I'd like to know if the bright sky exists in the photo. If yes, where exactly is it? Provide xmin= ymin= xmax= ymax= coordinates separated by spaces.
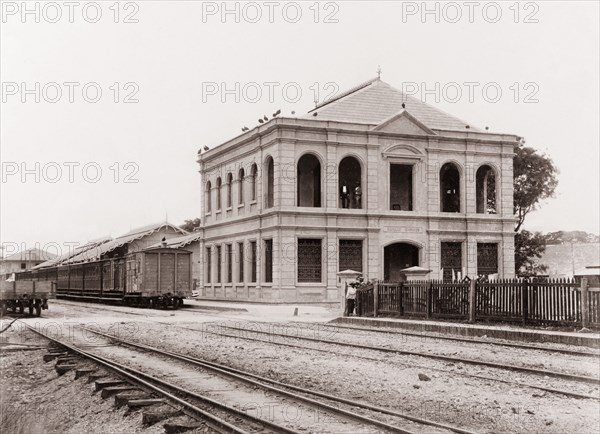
xmin=1 ymin=1 xmax=599 ymax=257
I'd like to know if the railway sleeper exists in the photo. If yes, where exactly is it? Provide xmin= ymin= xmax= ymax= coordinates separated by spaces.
xmin=101 ymin=385 xmax=138 ymax=399
xmin=142 ymin=405 xmax=183 ymax=426
xmin=115 ymin=391 xmax=154 ymax=408
xmin=87 ymin=373 xmax=109 ymax=384
xmin=55 ymin=363 xmax=78 ymax=376
xmin=95 ymin=379 xmax=127 ymax=391
xmin=43 ymin=351 xmax=69 ymax=362
xmin=163 ymin=417 xmax=205 ymax=434
xmin=75 ymin=368 xmax=97 ymax=379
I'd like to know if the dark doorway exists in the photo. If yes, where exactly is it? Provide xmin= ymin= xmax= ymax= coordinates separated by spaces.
xmin=440 ymin=163 xmax=460 ymax=212
xmin=338 ymin=156 xmax=362 ymax=209
xmin=384 ymin=243 xmax=419 ymax=281
xmin=390 ymin=164 xmax=413 ymax=211
xmin=297 ymin=154 xmax=321 ymax=207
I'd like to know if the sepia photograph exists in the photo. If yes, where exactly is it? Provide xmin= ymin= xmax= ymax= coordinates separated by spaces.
xmin=1 ymin=1 xmax=599 ymax=433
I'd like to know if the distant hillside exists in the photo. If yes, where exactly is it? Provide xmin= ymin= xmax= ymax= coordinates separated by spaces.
xmin=544 ymin=231 xmax=599 ymax=245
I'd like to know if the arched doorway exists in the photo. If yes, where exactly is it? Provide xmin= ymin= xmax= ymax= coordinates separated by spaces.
xmin=338 ymin=156 xmax=362 ymax=209
xmin=384 ymin=243 xmax=419 ymax=281
xmin=440 ymin=163 xmax=460 ymax=212
xmin=297 ymin=154 xmax=321 ymax=207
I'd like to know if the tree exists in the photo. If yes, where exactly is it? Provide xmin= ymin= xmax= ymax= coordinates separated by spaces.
xmin=180 ymin=218 xmax=201 ymax=232
xmin=515 ymin=230 xmax=548 ymax=277
xmin=513 ymin=142 xmax=558 ymax=232
xmin=513 ymin=141 xmax=558 ymax=275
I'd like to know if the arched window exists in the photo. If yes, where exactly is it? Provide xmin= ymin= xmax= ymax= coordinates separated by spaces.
xmin=251 ymin=164 xmax=258 ymax=201
xmin=476 ymin=165 xmax=497 ymax=214
xmin=297 ymin=154 xmax=321 ymax=207
xmin=338 ymin=156 xmax=362 ymax=209
xmin=440 ymin=163 xmax=460 ymax=213
xmin=226 ymin=173 xmax=233 ymax=208
xmin=265 ymin=157 xmax=274 ymax=208
xmin=205 ymin=181 xmax=212 ymax=213
xmin=216 ymin=177 xmax=222 ymax=210
xmin=238 ymin=168 xmax=245 ymax=205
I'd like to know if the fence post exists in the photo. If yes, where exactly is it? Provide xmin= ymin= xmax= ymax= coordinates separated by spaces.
xmin=426 ymin=281 xmax=432 ymax=319
xmin=469 ymin=279 xmax=476 ymax=323
xmin=521 ymin=279 xmax=529 ymax=326
xmin=581 ymin=278 xmax=589 ymax=328
xmin=373 ymin=281 xmax=379 ymax=317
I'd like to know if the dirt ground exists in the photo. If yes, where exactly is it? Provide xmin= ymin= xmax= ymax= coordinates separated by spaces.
xmin=1 ymin=302 xmax=599 ymax=434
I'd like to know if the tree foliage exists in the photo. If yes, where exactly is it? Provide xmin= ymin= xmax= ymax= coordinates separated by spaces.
xmin=515 ymin=230 xmax=549 ymax=277
xmin=513 ymin=142 xmax=558 ymax=232
xmin=180 ymin=218 xmax=201 ymax=232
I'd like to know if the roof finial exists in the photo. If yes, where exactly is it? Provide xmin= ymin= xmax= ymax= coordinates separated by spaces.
xmin=377 ymin=65 xmax=382 ymax=79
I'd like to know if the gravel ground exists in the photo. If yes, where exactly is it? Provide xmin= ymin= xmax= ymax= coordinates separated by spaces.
xmin=88 ymin=318 xmax=600 ymax=433
xmin=0 ymin=321 xmax=165 ymax=434
xmin=3 ymin=302 xmax=599 ymax=433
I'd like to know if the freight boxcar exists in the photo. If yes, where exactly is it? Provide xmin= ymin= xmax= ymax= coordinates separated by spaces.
xmin=17 ymin=247 xmax=192 ymax=309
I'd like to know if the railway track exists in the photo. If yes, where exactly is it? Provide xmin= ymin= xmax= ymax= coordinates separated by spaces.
xmin=18 ymin=321 xmax=303 ymax=434
xmin=213 ymin=323 xmax=600 ymax=385
xmin=82 ymin=325 xmax=476 ymax=434
xmin=304 ymin=322 xmax=600 ymax=357
xmin=46 ymin=300 xmax=600 ymax=400
xmin=52 ymin=299 xmax=600 ymax=357
xmin=18 ymin=318 xmax=478 ymax=434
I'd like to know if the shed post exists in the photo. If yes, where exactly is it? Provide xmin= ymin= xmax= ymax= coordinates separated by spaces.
xmin=581 ymin=277 xmax=589 ymax=328
xmin=469 ymin=279 xmax=477 ymax=323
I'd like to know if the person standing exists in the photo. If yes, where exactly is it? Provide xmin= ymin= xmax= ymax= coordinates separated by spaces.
xmin=354 ymin=184 xmax=362 ymax=209
xmin=346 ymin=284 xmax=357 ymax=316
xmin=340 ymin=184 xmax=349 ymax=208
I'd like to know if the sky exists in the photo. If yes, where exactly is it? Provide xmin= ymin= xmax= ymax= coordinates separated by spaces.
xmin=1 ymin=0 xmax=599 ymax=258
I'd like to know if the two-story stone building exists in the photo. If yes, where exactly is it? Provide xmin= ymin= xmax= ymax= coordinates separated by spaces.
xmin=196 ymin=78 xmax=517 ymax=303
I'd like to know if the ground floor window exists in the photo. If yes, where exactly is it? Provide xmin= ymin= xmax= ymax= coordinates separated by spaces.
xmin=216 ymin=245 xmax=222 ymax=283
xmin=441 ymin=242 xmax=462 ymax=281
xmin=238 ymin=242 xmax=244 ymax=282
xmin=298 ymin=239 xmax=322 ymax=283
xmin=250 ymin=241 xmax=257 ymax=283
xmin=339 ymin=239 xmax=363 ymax=273
xmin=205 ymin=247 xmax=211 ymax=284
xmin=264 ymin=239 xmax=273 ymax=283
xmin=226 ymin=244 xmax=232 ymax=283
xmin=477 ymin=243 xmax=498 ymax=276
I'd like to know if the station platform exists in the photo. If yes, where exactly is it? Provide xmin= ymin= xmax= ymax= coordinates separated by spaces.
xmin=331 ymin=316 xmax=600 ymax=349
xmin=183 ymin=299 xmax=340 ymax=323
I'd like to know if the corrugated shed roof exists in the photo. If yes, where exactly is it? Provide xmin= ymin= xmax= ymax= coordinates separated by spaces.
xmin=32 ymin=237 xmax=113 ymax=269
xmin=305 ymin=78 xmax=479 ymax=132
xmin=149 ymin=232 xmax=202 ymax=249
xmin=64 ymin=222 xmax=187 ymax=264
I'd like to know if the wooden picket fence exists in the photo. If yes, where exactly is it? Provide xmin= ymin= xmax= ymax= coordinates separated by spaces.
xmin=353 ymin=278 xmax=600 ymax=328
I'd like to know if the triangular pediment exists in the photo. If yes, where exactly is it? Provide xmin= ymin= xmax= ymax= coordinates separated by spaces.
xmin=372 ymin=110 xmax=436 ymax=135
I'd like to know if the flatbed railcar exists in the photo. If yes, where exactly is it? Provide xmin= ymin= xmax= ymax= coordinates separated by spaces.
xmin=15 ymin=247 xmax=192 ymax=309
xmin=0 ymin=280 xmax=56 ymax=316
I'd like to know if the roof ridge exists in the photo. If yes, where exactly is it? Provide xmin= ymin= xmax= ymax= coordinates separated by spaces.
xmin=309 ymin=77 xmax=380 ymax=112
